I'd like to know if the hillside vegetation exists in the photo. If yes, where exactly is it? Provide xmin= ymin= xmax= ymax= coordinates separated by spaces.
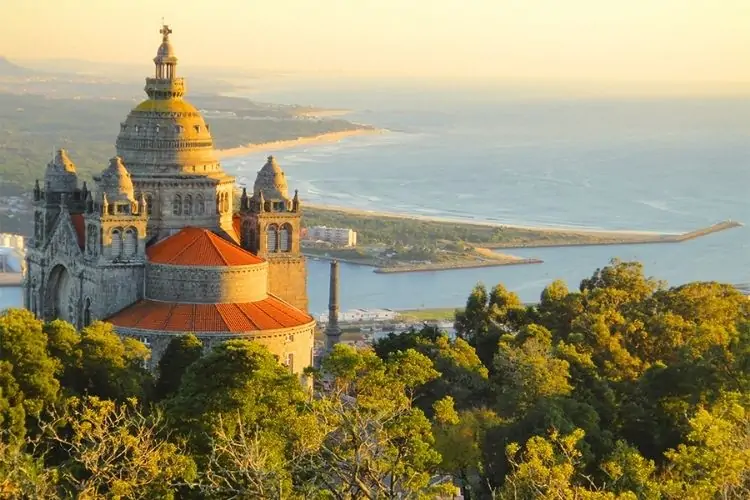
xmin=0 ymin=260 xmax=747 ymax=497
xmin=0 ymin=92 xmax=370 ymax=190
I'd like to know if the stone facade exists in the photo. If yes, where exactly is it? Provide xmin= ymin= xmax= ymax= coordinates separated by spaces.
xmin=24 ymin=25 xmax=313 ymax=374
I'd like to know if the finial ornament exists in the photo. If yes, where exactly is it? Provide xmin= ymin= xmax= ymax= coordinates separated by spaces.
xmin=160 ymin=24 xmax=172 ymax=41
xmin=258 ymin=190 xmax=266 ymax=212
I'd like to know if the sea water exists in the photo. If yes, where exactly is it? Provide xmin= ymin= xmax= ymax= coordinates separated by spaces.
xmin=4 ymin=83 xmax=748 ymax=315
xmin=224 ymin=81 xmax=750 ymax=314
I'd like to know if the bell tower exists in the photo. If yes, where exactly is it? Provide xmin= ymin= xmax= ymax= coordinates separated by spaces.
xmin=239 ymin=156 xmax=307 ymax=311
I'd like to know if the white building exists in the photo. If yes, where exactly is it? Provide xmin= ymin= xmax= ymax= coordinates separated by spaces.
xmin=306 ymin=226 xmax=357 ymax=247
xmin=317 ymin=308 xmax=398 ymax=323
xmin=0 ymin=233 xmax=25 ymax=273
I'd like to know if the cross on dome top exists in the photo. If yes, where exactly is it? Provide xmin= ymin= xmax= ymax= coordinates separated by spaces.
xmin=160 ymin=24 xmax=172 ymax=42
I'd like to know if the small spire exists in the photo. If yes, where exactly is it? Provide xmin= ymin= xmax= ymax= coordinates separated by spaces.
xmin=257 ymin=190 xmax=266 ymax=212
xmin=240 ymin=187 xmax=248 ymax=211
xmin=101 ymin=192 xmax=109 ymax=215
xmin=292 ymin=189 xmax=300 ymax=212
xmin=139 ymin=192 xmax=148 ymax=214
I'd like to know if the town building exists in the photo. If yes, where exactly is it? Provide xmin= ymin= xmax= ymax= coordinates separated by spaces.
xmin=305 ymin=226 xmax=357 ymax=247
xmin=23 ymin=26 xmax=314 ymax=373
xmin=316 ymin=308 xmax=399 ymax=324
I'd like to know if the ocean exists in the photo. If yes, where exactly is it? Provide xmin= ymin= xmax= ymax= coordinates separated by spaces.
xmin=3 ymin=82 xmax=749 ymax=315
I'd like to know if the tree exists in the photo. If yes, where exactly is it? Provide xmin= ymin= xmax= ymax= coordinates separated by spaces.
xmin=41 ymin=396 xmax=195 ymax=499
xmin=433 ymin=400 xmax=502 ymax=499
xmin=154 ymin=334 xmax=203 ymax=401
xmin=661 ymin=393 xmax=750 ymax=499
xmin=304 ymin=344 xmax=450 ymax=498
xmin=374 ymin=326 xmax=490 ymax=413
xmin=493 ymin=325 xmax=572 ymax=414
xmin=166 ymin=339 xmax=312 ymax=494
xmin=0 ymin=436 xmax=57 ymax=498
xmin=66 ymin=321 xmax=152 ymax=401
xmin=0 ymin=309 xmax=59 ymax=435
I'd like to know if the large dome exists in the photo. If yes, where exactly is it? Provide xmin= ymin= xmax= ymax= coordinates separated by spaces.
xmin=114 ymin=25 xmax=221 ymax=176
xmin=115 ymin=99 xmax=219 ymax=174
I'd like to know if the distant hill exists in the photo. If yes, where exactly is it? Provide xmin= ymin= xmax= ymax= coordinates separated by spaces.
xmin=0 ymin=57 xmax=34 ymax=76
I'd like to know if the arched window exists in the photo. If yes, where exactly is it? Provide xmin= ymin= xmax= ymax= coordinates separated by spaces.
xmin=110 ymin=229 xmax=122 ymax=259
xmin=123 ymin=228 xmax=137 ymax=257
xmin=196 ymin=194 xmax=205 ymax=215
xmin=173 ymin=194 xmax=182 ymax=215
xmin=83 ymin=298 xmax=91 ymax=327
xmin=145 ymin=194 xmax=154 ymax=215
xmin=183 ymin=194 xmax=193 ymax=216
xmin=266 ymin=224 xmax=278 ymax=253
xmin=220 ymin=192 xmax=229 ymax=213
xmin=280 ymin=223 xmax=293 ymax=252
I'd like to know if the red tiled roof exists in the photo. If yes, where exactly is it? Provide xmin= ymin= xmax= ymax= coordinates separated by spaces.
xmin=106 ymin=296 xmax=313 ymax=333
xmin=70 ymin=214 xmax=85 ymax=249
xmin=147 ymin=227 xmax=264 ymax=266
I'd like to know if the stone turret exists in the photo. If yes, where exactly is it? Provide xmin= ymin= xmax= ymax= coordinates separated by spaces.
xmin=238 ymin=155 xmax=307 ymax=311
xmin=325 ymin=260 xmax=342 ymax=350
xmin=44 ymin=149 xmax=78 ymax=193
xmin=254 ymin=156 xmax=289 ymax=201
xmin=99 ymin=156 xmax=135 ymax=205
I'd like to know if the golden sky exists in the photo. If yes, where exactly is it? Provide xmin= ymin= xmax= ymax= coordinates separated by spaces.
xmin=3 ymin=0 xmax=749 ymax=83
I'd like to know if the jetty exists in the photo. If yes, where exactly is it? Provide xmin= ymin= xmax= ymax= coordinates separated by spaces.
xmin=483 ymin=220 xmax=743 ymax=250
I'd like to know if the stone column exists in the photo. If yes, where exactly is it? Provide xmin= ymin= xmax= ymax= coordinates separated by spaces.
xmin=325 ymin=260 xmax=342 ymax=350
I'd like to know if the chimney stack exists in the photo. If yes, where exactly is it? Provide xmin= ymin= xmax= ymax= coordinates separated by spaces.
xmin=325 ymin=260 xmax=342 ymax=350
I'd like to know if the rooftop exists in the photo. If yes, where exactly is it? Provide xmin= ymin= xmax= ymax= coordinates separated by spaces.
xmin=107 ymin=296 xmax=313 ymax=333
xmin=147 ymin=227 xmax=264 ymax=266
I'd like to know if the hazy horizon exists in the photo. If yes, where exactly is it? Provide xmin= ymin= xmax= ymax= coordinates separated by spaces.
xmin=3 ymin=0 xmax=749 ymax=92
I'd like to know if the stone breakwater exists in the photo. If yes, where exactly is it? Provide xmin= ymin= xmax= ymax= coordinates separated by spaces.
xmin=374 ymin=258 xmax=543 ymax=274
xmin=483 ymin=220 xmax=743 ymax=249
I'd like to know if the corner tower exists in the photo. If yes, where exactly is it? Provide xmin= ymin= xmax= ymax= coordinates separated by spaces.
xmin=239 ymin=156 xmax=308 ymax=311
xmin=115 ymin=25 xmax=235 ymax=240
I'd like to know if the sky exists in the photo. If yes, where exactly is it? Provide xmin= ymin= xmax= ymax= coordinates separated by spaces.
xmin=3 ymin=0 xmax=749 ymax=84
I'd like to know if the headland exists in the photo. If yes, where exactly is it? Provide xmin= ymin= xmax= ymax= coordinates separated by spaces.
xmin=302 ymin=204 xmax=742 ymax=274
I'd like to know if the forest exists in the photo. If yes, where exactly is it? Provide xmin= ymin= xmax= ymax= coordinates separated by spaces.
xmin=0 ymin=259 xmax=748 ymax=498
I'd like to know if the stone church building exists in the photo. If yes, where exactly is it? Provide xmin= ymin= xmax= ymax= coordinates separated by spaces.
xmin=24 ymin=25 xmax=315 ymax=373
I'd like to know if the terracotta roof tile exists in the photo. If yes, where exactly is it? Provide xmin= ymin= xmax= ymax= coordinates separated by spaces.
xmin=106 ymin=296 xmax=313 ymax=333
xmin=70 ymin=214 xmax=85 ymax=249
xmin=147 ymin=226 xmax=263 ymax=266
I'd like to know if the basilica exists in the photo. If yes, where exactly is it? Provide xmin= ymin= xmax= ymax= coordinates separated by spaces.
xmin=24 ymin=25 xmax=315 ymax=372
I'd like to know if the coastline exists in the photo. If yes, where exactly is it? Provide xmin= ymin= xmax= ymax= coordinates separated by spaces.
xmin=305 ymin=203 xmax=742 ymax=244
xmin=215 ymin=128 xmax=387 ymax=160
xmin=374 ymin=257 xmax=543 ymax=274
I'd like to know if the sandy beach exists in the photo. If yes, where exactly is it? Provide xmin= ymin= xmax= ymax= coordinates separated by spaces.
xmin=215 ymin=128 xmax=386 ymax=160
xmin=304 ymin=202 xmax=672 ymax=238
